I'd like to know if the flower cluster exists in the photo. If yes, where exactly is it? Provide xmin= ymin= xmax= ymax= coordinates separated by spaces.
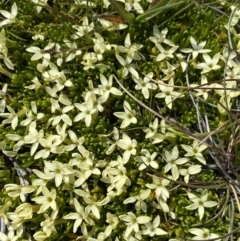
xmin=0 ymin=0 xmax=238 ymax=240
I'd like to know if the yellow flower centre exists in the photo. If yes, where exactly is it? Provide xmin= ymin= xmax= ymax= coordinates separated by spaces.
xmin=203 ymin=232 xmax=208 ymax=238
xmin=193 ymin=148 xmax=198 ymax=154
xmin=128 ymin=146 xmax=133 ymax=151
xmin=127 ymin=113 xmax=133 ymax=119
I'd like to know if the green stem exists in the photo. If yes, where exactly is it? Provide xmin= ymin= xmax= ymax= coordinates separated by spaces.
xmin=147 ymin=167 xmax=228 ymax=189
xmin=54 ymin=218 xmax=68 ymax=225
xmin=193 ymin=118 xmax=240 ymax=139
xmin=0 ymin=65 xmax=13 ymax=78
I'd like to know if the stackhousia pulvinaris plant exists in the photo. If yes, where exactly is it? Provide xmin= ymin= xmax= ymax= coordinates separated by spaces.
xmin=0 ymin=0 xmax=239 ymax=240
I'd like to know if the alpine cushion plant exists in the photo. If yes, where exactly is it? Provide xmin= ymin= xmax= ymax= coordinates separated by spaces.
xmin=0 ymin=0 xmax=239 ymax=240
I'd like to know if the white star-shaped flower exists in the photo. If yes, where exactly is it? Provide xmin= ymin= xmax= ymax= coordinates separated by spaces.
xmin=0 ymin=3 xmax=17 ymax=26
xmin=186 ymin=189 xmax=218 ymax=220
xmin=114 ymin=100 xmax=137 ymax=128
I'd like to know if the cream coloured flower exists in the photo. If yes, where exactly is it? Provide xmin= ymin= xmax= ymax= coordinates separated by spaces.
xmin=181 ymin=140 xmax=208 ymax=164
xmin=181 ymin=36 xmax=211 ymax=59
xmin=142 ymin=215 xmax=168 ymax=237
xmin=0 ymin=230 xmax=18 ymax=241
xmin=149 ymin=26 xmax=175 ymax=47
xmin=116 ymin=54 xmax=139 ymax=79
xmin=0 ymin=3 xmax=17 ymax=26
xmin=63 ymin=198 xmax=94 ymax=233
xmin=4 ymin=183 xmax=35 ymax=202
xmin=74 ymin=93 xmax=97 ymax=127
xmin=98 ymin=74 xmax=122 ymax=100
xmin=195 ymin=53 xmax=221 ymax=74
xmin=119 ymin=212 xmax=151 ymax=238
xmin=116 ymin=133 xmax=137 ymax=163
xmin=155 ymin=79 xmax=182 ymax=109
xmin=135 ymin=149 xmax=158 ymax=170
xmin=186 ymin=189 xmax=218 ymax=220
xmin=0 ymin=105 xmax=18 ymax=130
xmin=164 ymin=146 xmax=189 ymax=180
xmin=114 ymin=101 xmax=137 ymax=129
xmin=132 ymin=72 xmax=157 ymax=99
xmin=189 ymin=228 xmax=220 ymax=240
xmin=32 ymin=187 xmax=57 ymax=213
xmin=179 ymin=165 xmax=202 ymax=183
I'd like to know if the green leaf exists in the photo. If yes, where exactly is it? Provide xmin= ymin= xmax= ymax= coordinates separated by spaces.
xmin=149 ymin=0 xmax=176 ymax=10
xmin=160 ymin=2 xmax=193 ymax=27
xmin=108 ymin=0 xmax=135 ymax=23
xmin=136 ymin=1 xmax=185 ymax=22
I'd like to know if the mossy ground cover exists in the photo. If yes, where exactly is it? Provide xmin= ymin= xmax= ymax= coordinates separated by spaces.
xmin=0 ymin=0 xmax=240 ymax=240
